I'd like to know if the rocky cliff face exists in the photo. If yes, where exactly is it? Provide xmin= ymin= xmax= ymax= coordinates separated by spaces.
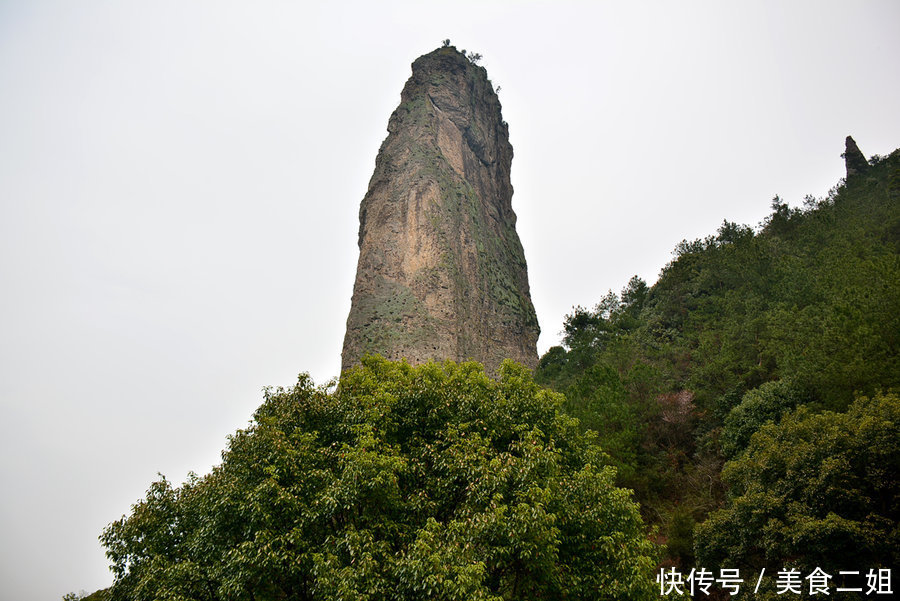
xmin=341 ymin=47 xmax=540 ymax=374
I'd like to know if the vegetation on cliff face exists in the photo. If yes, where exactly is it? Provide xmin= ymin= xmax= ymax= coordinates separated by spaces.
xmin=101 ymin=358 xmax=658 ymax=601
xmin=535 ymin=146 xmax=900 ymax=571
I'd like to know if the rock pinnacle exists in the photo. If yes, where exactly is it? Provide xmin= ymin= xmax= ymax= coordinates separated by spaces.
xmin=341 ymin=47 xmax=540 ymax=374
xmin=843 ymin=135 xmax=869 ymax=178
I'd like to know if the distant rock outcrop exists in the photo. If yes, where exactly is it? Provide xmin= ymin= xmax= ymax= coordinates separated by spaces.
xmin=843 ymin=135 xmax=869 ymax=178
xmin=342 ymin=47 xmax=540 ymax=374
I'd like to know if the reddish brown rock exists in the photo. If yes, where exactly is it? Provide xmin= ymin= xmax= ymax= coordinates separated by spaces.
xmin=341 ymin=47 xmax=540 ymax=374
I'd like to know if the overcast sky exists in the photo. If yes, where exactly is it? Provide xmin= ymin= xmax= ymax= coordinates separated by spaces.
xmin=1 ymin=1 xmax=899 ymax=599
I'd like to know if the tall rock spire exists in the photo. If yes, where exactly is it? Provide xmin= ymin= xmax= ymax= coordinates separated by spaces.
xmin=843 ymin=135 xmax=869 ymax=178
xmin=341 ymin=47 xmax=540 ymax=374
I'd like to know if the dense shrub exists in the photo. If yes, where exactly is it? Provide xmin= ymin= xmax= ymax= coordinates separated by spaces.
xmin=696 ymin=392 xmax=900 ymax=574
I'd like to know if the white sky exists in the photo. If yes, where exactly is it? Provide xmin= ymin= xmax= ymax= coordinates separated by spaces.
xmin=1 ymin=1 xmax=898 ymax=599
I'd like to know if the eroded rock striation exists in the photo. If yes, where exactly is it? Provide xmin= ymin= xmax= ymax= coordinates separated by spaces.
xmin=342 ymin=47 xmax=540 ymax=374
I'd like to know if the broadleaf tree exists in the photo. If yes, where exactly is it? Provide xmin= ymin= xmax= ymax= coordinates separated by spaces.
xmin=102 ymin=357 xmax=659 ymax=600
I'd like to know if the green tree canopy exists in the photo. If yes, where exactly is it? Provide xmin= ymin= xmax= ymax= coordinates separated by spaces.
xmin=719 ymin=379 xmax=807 ymax=459
xmin=696 ymin=392 xmax=900 ymax=574
xmin=102 ymin=357 xmax=659 ymax=601
xmin=536 ymin=149 xmax=900 ymax=567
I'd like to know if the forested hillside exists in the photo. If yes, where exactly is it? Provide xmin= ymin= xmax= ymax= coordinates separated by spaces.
xmin=535 ymin=145 xmax=900 ymax=576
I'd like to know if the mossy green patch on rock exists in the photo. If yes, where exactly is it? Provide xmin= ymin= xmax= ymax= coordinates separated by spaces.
xmin=349 ymin=276 xmax=438 ymax=358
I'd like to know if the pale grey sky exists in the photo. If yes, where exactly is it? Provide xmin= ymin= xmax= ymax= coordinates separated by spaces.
xmin=1 ymin=1 xmax=898 ymax=599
